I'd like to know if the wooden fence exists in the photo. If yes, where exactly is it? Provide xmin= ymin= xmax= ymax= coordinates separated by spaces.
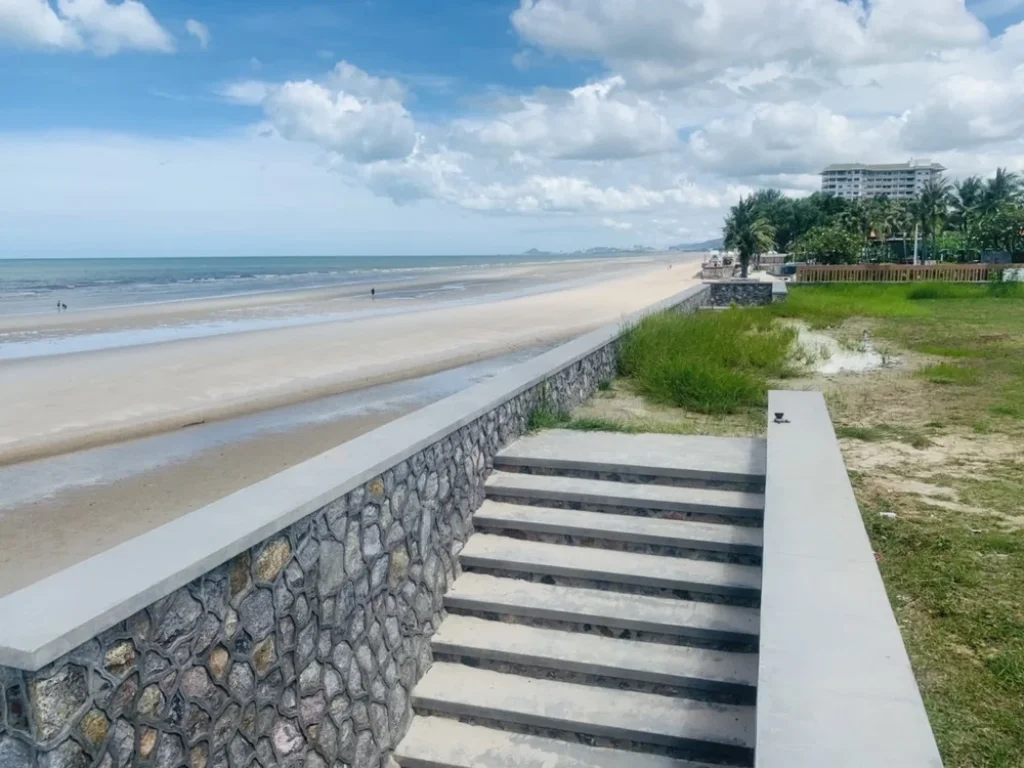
xmin=796 ymin=264 xmax=995 ymax=283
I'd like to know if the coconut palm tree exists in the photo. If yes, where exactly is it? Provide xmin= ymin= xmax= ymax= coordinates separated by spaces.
xmin=887 ymin=200 xmax=916 ymax=263
xmin=916 ymin=176 xmax=953 ymax=261
xmin=952 ymin=176 xmax=984 ymax=232
xmin=724 ymin=196 xmax=776 ymax=278
xmin=867 ymin=196 xmax=895 ymax=261
xmin=981 ymin=167 xmax=1022 ymax=213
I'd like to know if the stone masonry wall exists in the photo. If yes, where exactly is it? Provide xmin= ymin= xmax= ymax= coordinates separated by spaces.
xmin=707 ymin=280 xmax=774 ymax=307
xmin=0 ymin=287 xmax=708 ymax=768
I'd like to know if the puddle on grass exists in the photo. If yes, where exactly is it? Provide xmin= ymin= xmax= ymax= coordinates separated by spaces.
xmin=795 ymin=326 xmax=892 ymax=375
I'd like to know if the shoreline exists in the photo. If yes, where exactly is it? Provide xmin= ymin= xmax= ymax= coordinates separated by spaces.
xmin=0 ymin=254 xmax=667 ymax=330
xmin=0 ymin=259 xmax=702 ymax=466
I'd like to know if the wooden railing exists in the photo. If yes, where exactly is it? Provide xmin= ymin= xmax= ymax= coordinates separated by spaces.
xmin=796 ymin=264 xmax=996 ymax=283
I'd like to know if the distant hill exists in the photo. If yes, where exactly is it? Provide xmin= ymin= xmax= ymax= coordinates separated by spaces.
xmin=670 ymin=237 xmax=724 ymax=252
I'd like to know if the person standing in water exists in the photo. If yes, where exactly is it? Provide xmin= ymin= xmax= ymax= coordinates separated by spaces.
xmin=371 ymin=287 xmax=375 ymax=301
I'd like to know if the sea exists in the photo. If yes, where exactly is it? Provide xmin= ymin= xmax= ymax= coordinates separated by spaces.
xmin=0 ymin=254 xmax=604 ymax=317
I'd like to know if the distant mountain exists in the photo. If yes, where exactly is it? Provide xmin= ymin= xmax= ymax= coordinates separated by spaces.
xmin=670 ymin=237 xmax=724 ymax=252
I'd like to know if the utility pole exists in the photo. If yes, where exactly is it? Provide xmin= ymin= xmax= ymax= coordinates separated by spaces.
xmin=913 ymin=223 xmax=920 ymax=265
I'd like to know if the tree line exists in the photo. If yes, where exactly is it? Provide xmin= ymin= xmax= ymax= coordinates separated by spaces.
xmin=723 ymin=168 xmax=1024 ymax=276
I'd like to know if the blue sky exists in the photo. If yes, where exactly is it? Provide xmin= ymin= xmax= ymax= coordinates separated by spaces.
xmin=2 ymin=0 xmax=1024 ymax=257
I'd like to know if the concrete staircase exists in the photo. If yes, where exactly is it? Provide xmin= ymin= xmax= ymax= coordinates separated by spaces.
xmin=394 ymin=430 xmax=766 ymax=768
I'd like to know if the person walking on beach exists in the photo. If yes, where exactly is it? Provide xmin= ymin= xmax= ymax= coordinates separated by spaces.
xmin=57 ymin=300 xmax=62 ymax=313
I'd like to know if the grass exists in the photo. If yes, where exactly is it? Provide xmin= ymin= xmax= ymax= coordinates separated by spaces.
xmin=859 ymin=483 xmax=1024 ymax=767
xmin=919 ymin=363 xmax=981 ymax=386
xmin=836 ymin=423 xmax=934 ymax=449
xmin=551 ymin=281 xmax=1024 ymax=766
xmin=784 ymin=283 xmax=1024 ymax=766
xmin=617 ymin=308 xmax=797 ymax=414
xmin=769 ymin=281 xmax=1024 ymax=328
xmin=526 ymin=404 xmax=698 ymax=436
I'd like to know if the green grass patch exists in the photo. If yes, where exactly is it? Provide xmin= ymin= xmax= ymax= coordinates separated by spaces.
xmin=774 ymin=282 xmax=1024 ymax=328
xmin=526 ymin=405 xmax=647 ymax=435
xmin=835 ymin=425 xmax=887 ymax=441
xmin=919 ymin=363 xmax=981 ymax=386
xmin=917 ymin=345 xmax=985 ymax=359
xmin=617 ymin=308 xmax=796 ymax=414
xmin=836 ymin=423 xmax=933 ymax=449
xmin=861 ymin=491 xmax=1024 ymax=766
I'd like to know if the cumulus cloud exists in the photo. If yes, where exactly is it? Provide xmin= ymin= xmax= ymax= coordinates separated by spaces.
xmin=512 ymin=0 xmax=987 ymax=87
xmin=456 ymin=76 xmax=678 ymax=160
xmin=207 ymin=4 xmax=1024 ymax=240
xmin=689 ymin=101 xmax=902 ymax=176
xmin=0 ymin=0 xmax=173 ymax=54
xmin=184 ymin=18 xmax=208 ymax=49
xmin=264 ymin=81 xmax=416 ymax=163
xmin=220 ymin=62 xmax=416 ymax=163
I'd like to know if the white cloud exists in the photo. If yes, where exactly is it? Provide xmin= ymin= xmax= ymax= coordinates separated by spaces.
xmin=689 ymin=101 xmax=902 ymax=176
xmin=0 ymin=0 xmax=174 ymax=54
xmin=512 ymin=0 xmax=987 ymax=87
xmin=219 ymin=62 xmax=416 ymax=163
xmin=456 ymin=76 xmax=678 ymax=160
xmin=264 ymin=80 xmax=416 ymax=163
xmin=0 ymin=0 xmax=81 ymax=49
xmin=219 ymin=80 xmax=272 ymax=106
xmin=184 ymin=18 xmax=208 ymax=49
xmin=602 ymin=217 xmax=633 ymax=231
xmin=899 ymin=70 xmax=1024 ymax=151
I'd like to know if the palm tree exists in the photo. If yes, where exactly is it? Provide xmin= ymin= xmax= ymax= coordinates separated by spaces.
xmin=841 ymin=199 xmax=874 ymax=249
xmin=868 ymin=196 xmax=894 ymax=261
xmin=916 ymin=176 xmax=953 ymax=261
xmin=887 ymin=200 xmax=916 ymax=263
xmin=724 ymin=196 xmax=776 ymax=278
xmin=981 ymin=167 xmax=1022 ymax=213
xmin=952 ymin=176 xmax=984 ymax=231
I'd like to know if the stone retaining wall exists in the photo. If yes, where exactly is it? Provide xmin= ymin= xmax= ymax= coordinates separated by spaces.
xmin=0 ymin=286 xmax=710 ymax=768
xmin=706 ymin=280 xmax=775 ymax=307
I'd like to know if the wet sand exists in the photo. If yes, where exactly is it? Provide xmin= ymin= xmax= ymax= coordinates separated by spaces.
xmin=1 ymin=259 xmax=702 ymax=465
xmin=0 ymin=257 xmax=702 ymax=594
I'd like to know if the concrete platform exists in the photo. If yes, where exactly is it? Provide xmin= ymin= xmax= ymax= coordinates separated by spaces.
xmin=485 ymin=472 xmax=764 ymax=519
xmin=412 ymin=664 xmax=755 ymax=758
xmin=444 ymin=574 xmax=760 ymax=644
xmin=474 ymin=501 xmax=764 ymax=556
xmin=493 ymin=430 xmax=766 ymax=486
xmin=432 ymin=615 xmax=758 ymax=693
xmin=396 ymin=717 xmax=723 ymax=768
xmin=461 ymin=535 xmax=761 ymax=598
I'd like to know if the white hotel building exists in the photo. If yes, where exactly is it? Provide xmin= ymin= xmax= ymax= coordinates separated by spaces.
xmin=820 ymin=160 xmax=946 ymax=200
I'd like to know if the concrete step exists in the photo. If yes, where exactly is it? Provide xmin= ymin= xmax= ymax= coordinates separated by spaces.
xmin=444 ymin=574 xmax=759 ymax=645
xmin=495 ymin=429 xmax=766 ymax=488
xmin=485 ymin=472 xmax=764 ymax=521
xmin=460 ymin=534 xmax=761 ymax=599
xmin=474 ymin=501 xmax=763 ymax=556
xmin=411 ymin=663 xmax=754 ymax=763
xmin=396 ymin=716 xmax=724 ymax=768
xmin=432 ymin=615 xmax=757 ymax=695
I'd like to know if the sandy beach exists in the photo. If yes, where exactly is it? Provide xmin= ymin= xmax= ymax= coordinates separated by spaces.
xmin=0 ymin=255 xmax=702 ymax=594
xmin=0 ymin=258 xmax=701 ymax=464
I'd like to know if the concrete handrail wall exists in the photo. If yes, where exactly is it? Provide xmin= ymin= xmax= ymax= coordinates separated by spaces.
xmin=0 ymin=284 xmax=710 ymax=768
xmin=757 ymin=391 xmax=942 ymax=767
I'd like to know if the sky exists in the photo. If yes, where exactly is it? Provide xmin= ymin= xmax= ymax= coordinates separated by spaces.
xmin=2 ymin=0 xmax=1024 ymax=257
